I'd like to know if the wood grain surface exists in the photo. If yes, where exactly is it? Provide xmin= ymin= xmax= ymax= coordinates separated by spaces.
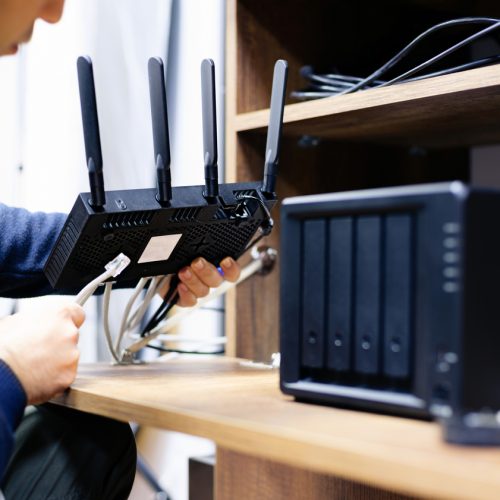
xmin=216 ymin=448 xmax=417 ymax=500
xmin=235 ymin=64 xmax=500 ymax=148
xmin=53 ymin=357 xmax=500 ymax=499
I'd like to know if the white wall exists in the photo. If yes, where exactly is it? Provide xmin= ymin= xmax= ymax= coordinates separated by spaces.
xmin=0 ymin=0 xmax=174 ymax=361
xmin=166 ymin=0 xmax=225 ymax=186
xmin=0 ymin=2 xmax=226 ymax=499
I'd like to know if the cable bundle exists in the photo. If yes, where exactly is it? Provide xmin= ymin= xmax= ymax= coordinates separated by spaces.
xmin=292 ymin=17 xmax=500 ymax=100
xmin=74 ymin=245 xmax=277 ymax=364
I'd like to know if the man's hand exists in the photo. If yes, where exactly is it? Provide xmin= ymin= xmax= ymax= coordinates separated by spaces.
xmin=0 ymin=304 xmax=85 ymax=405
xmin=177 ymin=256 xmax=240 ymax=307
xmin=158 ymin=257 xmax=241 ymax=307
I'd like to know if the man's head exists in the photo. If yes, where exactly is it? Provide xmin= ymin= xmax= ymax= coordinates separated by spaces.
xmin=0 ymin=0 xmax=65 ymax=55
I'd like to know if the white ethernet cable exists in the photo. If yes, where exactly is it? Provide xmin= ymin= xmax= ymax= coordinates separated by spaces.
xmin=75 ymin=253 xmax=131 ymax=305
xmin=74 ymin=252 xmax=131 ymax=362
xmin=115 ymin=274 xmax=170 ymax=353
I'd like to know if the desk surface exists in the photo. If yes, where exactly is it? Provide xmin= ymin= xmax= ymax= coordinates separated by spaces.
xmin=53 ymin=356 xmax=500 ymax=499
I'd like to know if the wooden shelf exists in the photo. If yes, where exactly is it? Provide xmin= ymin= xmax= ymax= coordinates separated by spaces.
xmin=225 ymin=0 xmax=489 ymax=362
xmin=235 ymin=64 xmax=500 ymax=147
xmin=53 ymin=358 xmax=500 ymax=500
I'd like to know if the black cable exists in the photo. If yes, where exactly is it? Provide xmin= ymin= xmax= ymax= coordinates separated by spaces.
xmin=292 ymin=54 xmax=500 ymax=100
xmin=239 ymin=195 xmax=273 ymax=231
xmin=291 ymin=90 xmax=343 ymax=100
xmin=142 ymin=298 xmax=177 ymax=335
xmin=140 ymin=275 xmax=179 ymax=336
xmin=334 ymin=17 xmax=500 ymax=95
xmin=294 ymin=17 xmax=500 ymax=100
xmin=234 ymin=195 xmax=274 ymax=255
xmin=378 ymin=20 xmax=500 ymax=88
xmin=146 ymin=286 xmax=177 ymax=327
xmin=145 ymin=344 xmax=225 ymax=355
xmin=318 ymin=73 xmax=386 ymax=84
xmin=300 ymin=66 xmax=385 ymax=89
xmin=400 ymin=54 xmax=500 ymax=83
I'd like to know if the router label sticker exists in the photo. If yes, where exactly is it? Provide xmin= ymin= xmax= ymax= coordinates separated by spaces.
xmin=138 ymin=233 xmax=183 ymax=263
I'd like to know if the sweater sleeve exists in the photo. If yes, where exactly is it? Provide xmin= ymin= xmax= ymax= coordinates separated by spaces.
xmin=0 ymin=203 xmax=66 ymax=298
xmin=0 ymin=360 xmax=27 ymax=482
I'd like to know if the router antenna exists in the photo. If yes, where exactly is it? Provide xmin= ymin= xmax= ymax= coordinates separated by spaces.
xmin=77 ymin=55 xmax=105 ymax=209
xmin=148 ymin=57 xmax=172 ymax=205
xmin=261 ymin=60 xmax=288 ymax=197
xmin=201 ymin=58 xmax=219 ymax=200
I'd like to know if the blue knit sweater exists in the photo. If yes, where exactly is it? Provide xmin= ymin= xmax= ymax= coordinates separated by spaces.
xmin=0 ymin=203 xmax=66 ymax=480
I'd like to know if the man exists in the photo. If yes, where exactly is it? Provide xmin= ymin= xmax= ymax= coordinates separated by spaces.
xmin=0 ymin=1 xmax=240 ymax=498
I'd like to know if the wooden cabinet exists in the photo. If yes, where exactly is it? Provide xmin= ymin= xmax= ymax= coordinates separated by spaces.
xmin=57 ymin=359 xmax=500 ymax=500
xmin=225 ymin=0 xmax=500 ymax=361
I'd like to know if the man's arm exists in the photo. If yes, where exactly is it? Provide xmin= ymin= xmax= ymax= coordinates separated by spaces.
xmin=0 ymin=203 xmax=65 ymax=298
xmin=0 ymin=304 xmax=84 ymax=481
xmin=0 ymin=360 xmax=27 ymax=481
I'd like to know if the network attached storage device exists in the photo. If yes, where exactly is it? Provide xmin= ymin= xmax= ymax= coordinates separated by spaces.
xmin=280 ymin=181 xmax=500 ymax=444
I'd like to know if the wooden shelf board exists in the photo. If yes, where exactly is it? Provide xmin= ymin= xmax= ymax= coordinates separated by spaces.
xmin=53 ymin=357 xmax=500 ymax=500
xmin=234 ymin=65 xmax=500 ymax=147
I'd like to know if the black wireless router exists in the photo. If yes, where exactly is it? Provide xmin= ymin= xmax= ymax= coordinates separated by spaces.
xmin=44 ymin=56 xmax=288 ymax=289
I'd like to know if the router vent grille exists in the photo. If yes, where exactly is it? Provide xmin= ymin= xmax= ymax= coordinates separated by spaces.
xmin=170 ymin=207 xmax=201 ymax=223
xmin=72 ymin=228 xmax=153 ymax=273
xmin=171 ymin=220 xmax=261 ymax=263
xmin=103 ymin=211 xmax=155 ymax=229
xmin=45 ymin=220 xmax=79 ymax=284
